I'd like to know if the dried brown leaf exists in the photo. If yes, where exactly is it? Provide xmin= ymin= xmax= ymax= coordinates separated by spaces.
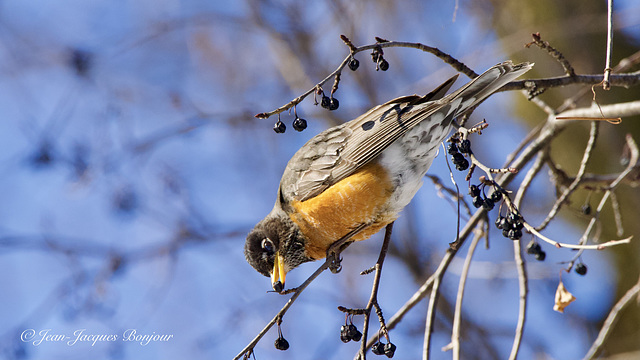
xmin=554 ymin=279 xmax=577 ymax=313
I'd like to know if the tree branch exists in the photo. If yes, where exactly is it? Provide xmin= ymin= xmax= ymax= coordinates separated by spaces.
xmin=582 ymin=275 xmax=640 ymax=360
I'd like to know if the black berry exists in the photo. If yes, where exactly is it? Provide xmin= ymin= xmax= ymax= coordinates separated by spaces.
xmin=384 ymin=342 xmax=396 ymax=358
xmin=455 ymin=158 xmax=469 ymax=171
xmin=459 ymin=139 xmax=472 ymax=154
xmin=495 ymin=216 xmax=507 ymax=230
xmin=340 ymin=332 xmax=351 ymax=343
xmin=511 ymin=219 xmax=523 ymax=230
xmin=490 ymin=190 xmax=502 ymax=202
xmin=452 ymin=152 xmax=469 ymax=171
xmin=372 ymin=342 xmax=385 ymax=355
xmin=340 ymin=323 xmax=362 ymax=342
xmin=447 ymin=142 xmax=459 ymax=155
xmin=482 ymin=198 xmax=495 ymax=211
xmin=526 ymin=242 xmax=542 ymax=255
xmin=507 ymin=212 xmax=521 ymax=224
xmin=348 ymin=58 xmax=360 ymax=71
xmin=575 ymin=263 xmax=588 ymax=275
xmin=378 ymin=58 xmax=389 ymax=71
xmin=452 ymin=153 xmax=465 ymax=163
xmin=346 ymin=324 xmax=358 ymax=339
xmin=472 ymin=196 xmax=484 ymax=208
xmin=371 ymin=50 xmax=382 ymax=63
xmin=328 ymin=97 xmax=340 ymax=111
xmin=535 ymin=251 xmax=546 ymax=261
xmin=340 ymin=325 xmax=350 ymax=343
xmin=292 ymin=117 xmax=307 ymax=132
xmin=469 ymin=184 xmax=481 ymax=197
xmin=507 ymin=213 xmax=524 ymax=230
xmin=274 ymin=336 xmax=289 ymax=351
xmin=508 ymin=228 xmax=523 ymax=240
xmin=321 ymin=95 xmax=331 ymax=109
xmin=273 ymin=120 xmax=286 ymax=133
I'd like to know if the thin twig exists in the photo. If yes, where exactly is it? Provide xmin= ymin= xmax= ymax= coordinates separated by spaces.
xmin=443 ymin=142 xmax=463 ymax=250
xmin=426 ymin=174 xmax=472 ymax=218
xmin=536 ymin=121 xmax=600 ymax=232
xmin=256 ymin=36 xmax=640 ymax=120
xmin=557 ymin=50 xmax=640 ymax=114
xmin=503 ymin=123 xmax=544 ymax=168
xmin=516 ymin=134 xmax=638 ymax=251
xmin=443 ymin=228 xmax=483 ymax=359
xmin=526 ymin=32 xmax=575 ymax=76
xmin=603 ymin=0 xmax=614 ymax=90
xmin=510 ymin=175 xmax=533 ymax=360
xmin=255 ymin=38 xmax=477 ymax=119
xmin=609 ymin=191 xmax=624 ymax=237
xmin=514 ymin=150 xmax=547 ymax=207
xmin=545 ymin=132 xmax=640 ymax=192
xmin=364 ymin=248 xmax=456 ymax=350
xmin=233 ymin=260 xmax=331 ymax=360
xmin=508 ymin=234 xmax=528 ymax=360
xmin=423 ymin=249 xmax=450 ymax=360
xmin=582 ymin=275 xmax=640 ymax=360
xmin=355 ymin=222 xmax=394 ymax=360
xmin=501 ymin=72 xmax=640 ymax=92
xmin=470 ymin=153 xmax=518 ymax=175
xmin=554 ymin=97 xmax=640 ymax=120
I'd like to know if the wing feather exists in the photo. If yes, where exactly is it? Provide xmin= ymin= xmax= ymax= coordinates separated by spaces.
xmin=278 ymin=61 xmax=533 ymax=205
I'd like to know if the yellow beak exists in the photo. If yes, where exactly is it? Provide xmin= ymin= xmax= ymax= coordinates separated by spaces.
xmin=271 ymin=252 xmax=286 ymax=293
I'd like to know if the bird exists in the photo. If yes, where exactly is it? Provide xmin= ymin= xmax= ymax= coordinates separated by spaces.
xmin=245 ymin=61 xmax=533 ymax=292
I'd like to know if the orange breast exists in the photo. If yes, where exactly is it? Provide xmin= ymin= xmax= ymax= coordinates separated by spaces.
xmin=289 ymin=162 xmax=396 ymax=260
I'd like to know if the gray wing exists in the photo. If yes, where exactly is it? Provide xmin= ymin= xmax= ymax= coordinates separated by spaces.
xmin=278 ymin=61 xmax=533 ymax=205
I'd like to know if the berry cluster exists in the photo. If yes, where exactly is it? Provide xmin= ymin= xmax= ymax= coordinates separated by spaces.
xmin=320 ymin=93 xmax=340 ymax=111
xmin=469 ymin=183 xmax=502 ymax=211
xmin=371 ymin=340 xmax=396 ymax=358
xmin=447 ymin=140 xmax=470 ymax=171
xmin=526 ymin=241 xmax=546 ymax=261
xmin=273 ymin=86 xmax=341 ymax=134
xmin=340 ymin=323 xmax=362 ymax=343
xmin=274 ymin=45 xmax=396 ymax=134
xmin=273 ymin=117 xmax=307 ymax=134
xmin=371 ymin=47 xmax=389 ymax=71
xmin=495 ymin=212 xmax=524 ymax=241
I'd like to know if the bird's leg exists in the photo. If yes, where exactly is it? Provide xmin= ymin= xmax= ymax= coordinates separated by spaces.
xmin=326 ymin=223 xmax=367 ymax=273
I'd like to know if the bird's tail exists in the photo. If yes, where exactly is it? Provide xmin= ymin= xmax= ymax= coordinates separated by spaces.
xmin=445 ymin=61 xmax=534 ymax=118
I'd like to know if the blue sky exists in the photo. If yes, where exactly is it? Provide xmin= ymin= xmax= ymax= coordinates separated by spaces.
xmin=0 ymin=1 xmax=638 ymax=359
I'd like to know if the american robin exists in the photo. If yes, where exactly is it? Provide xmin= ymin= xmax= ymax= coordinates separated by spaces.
xmin=245 ymin=61 xmax=532 ymax=292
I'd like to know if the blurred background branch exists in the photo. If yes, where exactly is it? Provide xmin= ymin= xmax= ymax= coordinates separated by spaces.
xmin=0 ymin=1 xmax=639 ymax=359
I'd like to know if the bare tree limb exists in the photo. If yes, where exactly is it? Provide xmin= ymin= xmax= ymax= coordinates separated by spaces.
xmin=582 ymin=275 xmax=640 ymax=360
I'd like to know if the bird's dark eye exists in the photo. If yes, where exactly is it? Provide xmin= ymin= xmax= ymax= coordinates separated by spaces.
xmin=261 ymin=238 xmax=274 ymax=254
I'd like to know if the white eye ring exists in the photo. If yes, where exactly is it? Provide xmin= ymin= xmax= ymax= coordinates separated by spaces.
xmin=261 ymin=238 xmax=274 ymax=254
